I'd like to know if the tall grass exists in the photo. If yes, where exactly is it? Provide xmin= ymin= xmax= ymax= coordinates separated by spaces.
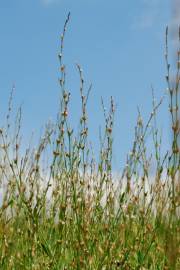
xmin=0 ymin=14 xmax=179 ymax=269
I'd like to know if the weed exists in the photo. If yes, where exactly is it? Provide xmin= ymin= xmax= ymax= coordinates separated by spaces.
xmin=0 ymin=14 xmax=179 ymax=270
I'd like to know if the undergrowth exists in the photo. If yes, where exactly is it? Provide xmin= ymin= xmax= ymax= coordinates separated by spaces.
xmin=0 ymin=14 xmax=179 ymax=270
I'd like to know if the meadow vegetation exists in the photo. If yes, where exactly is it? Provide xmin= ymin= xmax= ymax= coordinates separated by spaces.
xmin=0 ymin=14 xmax=179 ymax=269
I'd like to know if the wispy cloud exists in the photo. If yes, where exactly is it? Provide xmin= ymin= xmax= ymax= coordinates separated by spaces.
xmin=170 ymin=1 xmax=180 ymax=70
xmin=132 ymin=0 xmax=165 ymax=30
xmin=172 ymin=0 xmax=180 ymax=23
xmin=171 ymin=0 xmax=180 ymax=38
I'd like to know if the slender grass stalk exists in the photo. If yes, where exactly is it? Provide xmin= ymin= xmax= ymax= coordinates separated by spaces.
xmin=0 ymin=14 xmax=179 ymax=270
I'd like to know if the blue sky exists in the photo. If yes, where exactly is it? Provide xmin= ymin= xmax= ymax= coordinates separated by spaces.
xmin=0 ymin=0 xmax=177 ymax=170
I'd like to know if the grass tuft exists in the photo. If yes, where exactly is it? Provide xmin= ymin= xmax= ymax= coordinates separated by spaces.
xmin=0 ymin=14 xmax=179 ymax=270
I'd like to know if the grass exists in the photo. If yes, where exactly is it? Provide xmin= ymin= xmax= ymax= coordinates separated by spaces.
xmin=0 ymin=14 xmax=179 ymax=269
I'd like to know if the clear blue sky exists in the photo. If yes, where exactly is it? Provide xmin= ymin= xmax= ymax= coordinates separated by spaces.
xmin=0 ymin=0 xmax=175 ymax=170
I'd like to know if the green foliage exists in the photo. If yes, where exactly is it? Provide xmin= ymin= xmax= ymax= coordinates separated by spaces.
xmin=0 ymin=15 xmax=179 ymax=269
